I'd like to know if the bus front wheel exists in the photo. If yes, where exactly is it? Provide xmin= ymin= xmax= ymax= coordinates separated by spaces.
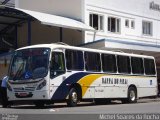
xmin=67 ymin=88 xmax=78 ymax=107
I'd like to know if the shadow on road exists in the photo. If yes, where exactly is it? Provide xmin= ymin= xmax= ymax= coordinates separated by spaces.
xmin=2 ymin=101 xmax=122 ymax=109
xmin=1 ymin=98 xmax=159 ymax=109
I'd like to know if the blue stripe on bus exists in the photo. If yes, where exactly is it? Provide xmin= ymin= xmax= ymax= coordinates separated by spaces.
xmin=51 ymin=72 xmax=89 ymax=100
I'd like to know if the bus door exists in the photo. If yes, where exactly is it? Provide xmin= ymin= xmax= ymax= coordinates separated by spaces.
xmin=49 ymin=51 xmax=66 ymax=99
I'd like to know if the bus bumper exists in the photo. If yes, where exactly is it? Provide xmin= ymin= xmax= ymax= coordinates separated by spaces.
xmin=7 ymin=90 xmax=50 ymax=101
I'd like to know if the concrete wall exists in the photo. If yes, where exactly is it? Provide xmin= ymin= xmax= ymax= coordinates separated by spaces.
xmin=17 ymin=20 xmax=83 ymax=47
xmin=0 ymin=63 xmax=9 ymax=80
xmin=15 ymin=0 xmax=84 ymax=47
xmin=0 ymin=54 xmax=12 ymax=80
xmin=17 ymin=22 xmax=28 ymax=48
xmin=31 ymin=21 xmax=60 ymax=45
xmin=15 ymin=0 xmax=85 ymax=21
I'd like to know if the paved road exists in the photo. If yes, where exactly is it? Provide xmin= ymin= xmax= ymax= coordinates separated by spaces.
xmin=0 ymin=98 xmax=160 ymax=120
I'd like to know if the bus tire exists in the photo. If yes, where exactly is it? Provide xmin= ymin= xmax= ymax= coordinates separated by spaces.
xmin=67 ymin=88 xmax=78 ymax=107
xmin=2 ymin=104 xmax=7 ymax=108
xmin=127 ymin=87 xmax=137 ymax=103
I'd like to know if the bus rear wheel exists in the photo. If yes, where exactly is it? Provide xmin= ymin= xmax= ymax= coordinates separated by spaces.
xmin=122 ymin=87 xmax=137 ymax=104
xmin=67 ymin=88 xmax=78 ymax=107
xmin=128 ymin=87 xmax=137 ymax=103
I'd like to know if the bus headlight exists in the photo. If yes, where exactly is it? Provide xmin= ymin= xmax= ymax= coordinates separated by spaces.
xmin=7 ymin=83 xmax=12 ymax=91
xmin=36 ymin=80 xmax=47 ymax=90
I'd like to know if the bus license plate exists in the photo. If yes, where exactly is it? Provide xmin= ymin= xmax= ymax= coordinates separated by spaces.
xmin=19 ymin=93 xmax=28 ymax=97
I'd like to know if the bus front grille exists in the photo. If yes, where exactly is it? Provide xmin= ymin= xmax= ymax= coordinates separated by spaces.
xmin=13 ymin=87 xmax=36 ymax=92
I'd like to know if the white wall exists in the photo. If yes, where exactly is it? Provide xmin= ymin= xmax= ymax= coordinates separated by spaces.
xmin=86 ymin=0 xmax=160 ymax=20
xmin=85 ymin=0 xmax=160 ymax=45
xmin=15 ymin=0 xmax=84 ymax=21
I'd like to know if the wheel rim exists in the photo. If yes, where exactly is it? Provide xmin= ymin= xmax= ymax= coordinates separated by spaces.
xmin=71 ymin=92 xmax=78 ymax=103
xmin=130 ymin=90 xmax=136 ymax=101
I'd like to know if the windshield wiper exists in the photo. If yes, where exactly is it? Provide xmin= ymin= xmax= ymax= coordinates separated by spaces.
xmin=13 ymin=62 xmax=25 ymax=80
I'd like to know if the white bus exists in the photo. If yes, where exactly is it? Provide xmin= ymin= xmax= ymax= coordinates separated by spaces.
xmin=7 ymin=43 xmax=158 ymax=107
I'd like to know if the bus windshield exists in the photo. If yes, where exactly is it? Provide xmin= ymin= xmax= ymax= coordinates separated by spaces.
xmin=9 ymin=48 xmax=50 ymax=80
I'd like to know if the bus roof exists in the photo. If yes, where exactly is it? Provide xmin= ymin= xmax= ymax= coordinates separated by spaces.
xmin=16 ymin=43 xmax=155 ymax=59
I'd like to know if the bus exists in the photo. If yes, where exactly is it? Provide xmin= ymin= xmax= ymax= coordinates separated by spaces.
xmin=7 ymin=43 xmax=158 ymax=107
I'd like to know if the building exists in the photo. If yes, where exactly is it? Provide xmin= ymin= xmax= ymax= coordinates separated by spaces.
xmin=15 ymin=0 xmax=160 ymax=49
xmin=0 ymin=0 xmax=160 ymax=83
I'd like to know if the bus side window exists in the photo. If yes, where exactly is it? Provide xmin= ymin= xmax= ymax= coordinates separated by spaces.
xmin=50 ymin=52 xmax=65 ymax=78
xmin=65 ymin=50 xmax=84 ymax=71
xmin=84 ymin=52 xmax=101 ymax=72
xmin=101 ymin=54 xmax=117 ymax=73
xmin=144 ymin=58 xmax=156 ymax=75
xmin=117 ymin=55 xmax=131 ymax=74
xmin=131 ymin=57 xmax=144 ymax=75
